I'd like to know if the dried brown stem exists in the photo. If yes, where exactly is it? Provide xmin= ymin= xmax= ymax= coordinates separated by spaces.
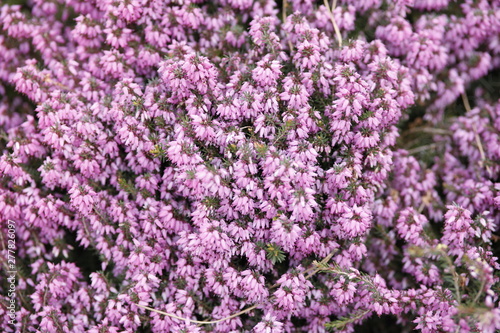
xmin=323 ymin=0 xmax=343 ymax=48
xmin=134 ymin=251 xmax=336 ymax=325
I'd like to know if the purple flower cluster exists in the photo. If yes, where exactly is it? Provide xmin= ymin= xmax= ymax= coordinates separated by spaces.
xmin=0 ymin=0 xmax=500 ymax=332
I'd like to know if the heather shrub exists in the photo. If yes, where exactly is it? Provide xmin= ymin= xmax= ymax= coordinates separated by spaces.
xmin=0 ymin=0 xmax=500 ymax=332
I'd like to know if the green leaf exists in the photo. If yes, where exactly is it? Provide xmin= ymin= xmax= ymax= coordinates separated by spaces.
xmin=265 ymin=243 xmax=286 ymax=264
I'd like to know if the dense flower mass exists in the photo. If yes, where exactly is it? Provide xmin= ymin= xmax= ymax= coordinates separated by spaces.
xmin=0 ymin=0 xmax=500 ymax=332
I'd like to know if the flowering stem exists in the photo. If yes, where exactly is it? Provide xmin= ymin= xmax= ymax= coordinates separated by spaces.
xmin=461 ymin=93 xmax=492 ymax=177
xmin=460 ymin=92 xmax=472 ymax=113
xmin=472 ymin=277 xmax=486 ymax=305
xmin=438 ymin=248 xmax=462 ymax=305
xmin=305 ymin=250 xmax=336 ymax=279
xmin=403 ymin=127 xmax=452 ymax=136
xmin=42 ymin=73 xmax=70 ymax=91
xmin=407 ymin=143 xmax=438 ymax=155
xmin=325 ymin=309 xmax=371 ymax=330
xmin=134 ymin=303 xmax=258 ymax=325
xmin=134 ymin=251 xmax=336 ymax=325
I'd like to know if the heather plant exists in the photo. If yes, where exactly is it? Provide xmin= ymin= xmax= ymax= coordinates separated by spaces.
xmin=0 ymin=0 xmax=500 ymax=332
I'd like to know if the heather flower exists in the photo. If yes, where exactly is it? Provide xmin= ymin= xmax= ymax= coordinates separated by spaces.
xmin=100 ymin=50 xmax=127 ymax=79
xmin=396 ymin=208 xmax=429 ymax=246
xmin=375 ymin=17 xmax=412 ymax=56
xmin=69 ymin=184 xmax=96 ymax=215
xmin=294 ymin=40 xmax=321 ymax=69
xmin=477 ymin=308 xmax=500 ymax=333
xmin=273 ymin=271 xmax=312 ymax=315
xmin=2 ymin=1 xmax=500 ymax=332
xmin=249 ymin=16 xmax=281 ymax=51
xmin=252 ymin=55 xmax=282 ymax=87
xmin=335 ymin=205 xmax=372 ymax=240
xmin=280 ymin=76 xmax=310 ymax=109
xmin=441 ymin=205 xmax=476 ymax=255
xmin=253 ymin=314 xmax=284 ymax=333
xmin=270 ymin=215 xmax=302 ymax=252
xmin=413 ymin=0 xmax=450 ymax=10
xmin=328 ymin=276 xmax=357 ymax=306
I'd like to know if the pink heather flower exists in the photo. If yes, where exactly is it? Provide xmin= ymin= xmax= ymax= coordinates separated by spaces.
xmin=405 ymin=33 xmax=448 ymax=72
xmin=294 ymin=40 xmax=321 ymax=69
xmin=402 ymin=255 xmax=442 ymax=285
xmin=69 ymin=184 xmax=96 ymax=215
xmin=328 ymin=276 xmax=357 ymax=306
xmin=441 ymin=205 xmax=476 ymax=255
xmin=3 ymin=1 xmax=500 ymax=332
xmin=0 ymin=6 xmax=32 ymax=38
xmin=111 ymin=0 xmax=144 ymax=22
xmin=273 ymin=271 xmax=312 ymax=315
xmin=31 ymin=261 xmax=84 ymax=311
xmin=100 ymin=50 xmax=126 ymax=78
xmin=413 ymin=0 xmax=449 ymax=10
xmin=228 ymin=0 xmax=253 ymax=10
xmin=173 ymin=5 xmax=204 ymax=30
xmin=104 ymin=25 xmax=134 ymax=48
xmin=270 ymin=216 xmax=302 ymax=252
xmin=249 ymin=16 xmax=281 ymax=50
xmin=252 ymin=55 xmax=282 ymax=87
xmin=414 ymin=311 xmax=444 ymax=333
xmin=12 ymin=64 xmax=48 ymax=103
xmin=253 ymin=314 xmax=284 ymax=333
xmin=335 ymin=205 xmax=372 ymax=239
xmin=472 ymin=213 xmax=495 ymax=243
xmin=396 ymin=208 xmax=429 ymax=246
xmin=240 ymin=270 xmax=269 ymax=303
xmin=166 ymin=137 xmax=204 ymax=166
xmin=178 ymin=220 xmax=234 ymax=269
xmin=463 ymin=52 xmax=492 ymax=81
xmin=339 ymin=40 xmax=366 ymax=62
xmin=477 ymin=308 xmax=500 ymax=333
xmin=72 ymin=15 xmax=103 ymax=48
xmin=376 ymin=17 xmax=413 ymax=56
xmin=280 ymin=82 xmax=309 ymax=110
xmin=204 ymin=268 xmax=230 ymax=296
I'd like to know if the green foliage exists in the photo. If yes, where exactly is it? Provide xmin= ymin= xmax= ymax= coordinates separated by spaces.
xmin=325 ymin=309 xmax=371 ymax=331
xmin=265 ymin=243 xmax=286 ymax=264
